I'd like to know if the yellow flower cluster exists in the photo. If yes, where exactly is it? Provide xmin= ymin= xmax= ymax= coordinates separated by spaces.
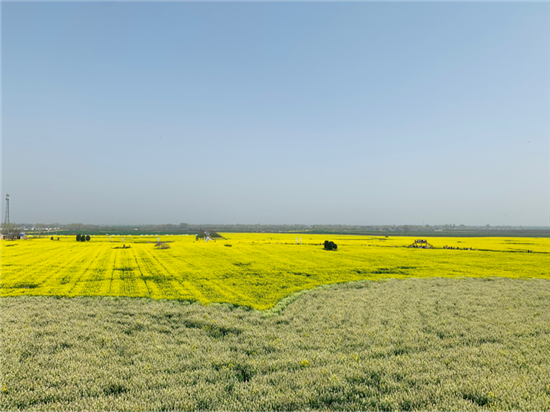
xmin=1 ymin=233 xmax=548 ymax=309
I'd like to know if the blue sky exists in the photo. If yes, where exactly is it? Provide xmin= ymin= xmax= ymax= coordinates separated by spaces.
xmin=2 ymin=2 xmax=549 ymax=226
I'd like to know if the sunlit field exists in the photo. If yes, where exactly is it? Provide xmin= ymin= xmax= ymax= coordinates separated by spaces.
xmin=2 ymin=234 xmax=549 ymax=411
xmin=1 ymin=234 xmax=548 ymax=309
xmin=2 ymin=278 xmax=550 ymax=411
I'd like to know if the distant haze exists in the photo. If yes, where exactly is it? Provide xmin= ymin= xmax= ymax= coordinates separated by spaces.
xmin=2 ymin=2 xmax=549 ymax=226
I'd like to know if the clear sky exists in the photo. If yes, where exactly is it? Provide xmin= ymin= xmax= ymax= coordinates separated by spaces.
xmin=2 ymin=2 xmax=549 ymax=226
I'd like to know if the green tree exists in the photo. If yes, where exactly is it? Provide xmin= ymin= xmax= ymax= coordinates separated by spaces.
xmin=76 ymin=234 xmax=81 ymax=242
xmin=86 ymin=235 xmax=91 ymax=241
xmin=323 ymin=241 xmax=337 ymax=251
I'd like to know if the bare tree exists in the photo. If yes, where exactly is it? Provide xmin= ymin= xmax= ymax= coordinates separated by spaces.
xmin=1 ymin=223 xmax=21 ymax=240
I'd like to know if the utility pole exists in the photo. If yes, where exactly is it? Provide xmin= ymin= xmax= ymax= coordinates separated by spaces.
xmin=4 ymin=194 xmax=9 ymax=228
xmin=2 ymin=194 xmax=10 ymax=237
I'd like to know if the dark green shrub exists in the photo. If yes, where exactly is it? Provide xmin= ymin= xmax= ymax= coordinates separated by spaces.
xmin=76 ymin=234 xmax=81 ymax=242
xmin=86 ymin=235 xmax=91 ymax=241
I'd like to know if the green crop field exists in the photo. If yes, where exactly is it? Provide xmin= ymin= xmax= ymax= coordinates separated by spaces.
xmin=1 ymin=278 xmax=550 ymax=411
xmin=1 ymin=234 xmax=548 ymax=309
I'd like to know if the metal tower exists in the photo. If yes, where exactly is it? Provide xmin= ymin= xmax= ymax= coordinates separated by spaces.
xmin=4 ymin=194 xmax=9 ymax=228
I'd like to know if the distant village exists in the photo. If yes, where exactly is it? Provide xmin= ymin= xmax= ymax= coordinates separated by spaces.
xmin=3 ymin=222 xmax=549 ymax=238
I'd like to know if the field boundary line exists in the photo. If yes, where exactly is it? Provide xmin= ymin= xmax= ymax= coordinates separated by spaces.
xmin=261 ymin=279 xmax=376 ymax=318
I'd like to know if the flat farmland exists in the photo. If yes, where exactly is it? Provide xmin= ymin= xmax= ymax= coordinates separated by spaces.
xmin=2 ymin=278 xmax=550 ymax=411
xmin=1 ymin=234 xmax=548 ymax=309
xmin=2 ymin=234 xmax=550 ymax=411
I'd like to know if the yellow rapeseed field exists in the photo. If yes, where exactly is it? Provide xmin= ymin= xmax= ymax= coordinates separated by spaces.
xmin=1 ymin=234 xmax=548 ymax=309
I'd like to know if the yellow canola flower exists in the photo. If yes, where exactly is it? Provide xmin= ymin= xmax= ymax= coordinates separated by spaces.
xmin=1 ymin=233 xmax=548 ymax=310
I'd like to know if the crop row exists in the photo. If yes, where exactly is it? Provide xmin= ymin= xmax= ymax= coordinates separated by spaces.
xmin=1 ymin=234 xmax=548 ymax=309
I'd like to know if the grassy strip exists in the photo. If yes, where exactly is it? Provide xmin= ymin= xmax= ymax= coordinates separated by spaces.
xmin=2 ymin=277 xmax=550 ymax=411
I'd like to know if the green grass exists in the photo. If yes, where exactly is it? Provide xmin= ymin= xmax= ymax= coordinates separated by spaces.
xmin=2 ymin=277 xmax=550 ymax=411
